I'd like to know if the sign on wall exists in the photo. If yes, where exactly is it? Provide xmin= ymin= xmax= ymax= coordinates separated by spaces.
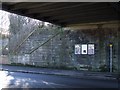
xmin=75 ymin=44 xmax=95 ymax=55
xmin=81 ymin=44 xmax=87 ymax=54
xmin=88 ymin=44 xmax=94 ymax=55
xmin=75 ymin=44 xmax=81 ymax=54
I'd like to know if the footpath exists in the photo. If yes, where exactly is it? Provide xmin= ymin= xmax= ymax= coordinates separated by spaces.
xmin=0 ymin=64 xmax=119 ymax=80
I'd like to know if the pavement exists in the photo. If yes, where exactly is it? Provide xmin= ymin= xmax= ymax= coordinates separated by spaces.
xmin=0 ymin=64 xmax=119 ymax=80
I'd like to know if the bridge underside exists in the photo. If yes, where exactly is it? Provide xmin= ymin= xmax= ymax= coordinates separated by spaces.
xmin=2 ymin=2 xmax=119 ymax=27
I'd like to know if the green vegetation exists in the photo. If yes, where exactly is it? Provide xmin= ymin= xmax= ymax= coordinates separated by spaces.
xmin=99 ymin=64 xmax=117 ymax=72
xmin=99 ymin=64 xmax=108 ymax=72
xmin=7 ymin=63 xmax=78 ymax=70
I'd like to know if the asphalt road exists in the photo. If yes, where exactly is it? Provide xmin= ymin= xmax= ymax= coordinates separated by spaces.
xmin=0 ymin=71 xmax=119 ymax=89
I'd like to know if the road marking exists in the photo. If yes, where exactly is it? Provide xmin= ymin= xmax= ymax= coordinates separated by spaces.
xmin=42 ymin=80 xmax=72 ymax=88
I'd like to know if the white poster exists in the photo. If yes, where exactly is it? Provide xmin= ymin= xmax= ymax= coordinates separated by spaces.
xmin=81 ymin=44 xmax=87 ymax=54
xmin=88 ymin=44 xmax=94 ymax=55
xmin=75 ymin=44 xmax=81 ymax=54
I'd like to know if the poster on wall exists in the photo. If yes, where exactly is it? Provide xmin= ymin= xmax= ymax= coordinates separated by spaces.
xmin=75 ymin=44 xmax=81 ymax=54
xmin=88 ymin=44 xmax=94 ymax=55
xmin=81 ymin=44 xmax=87 ymax=54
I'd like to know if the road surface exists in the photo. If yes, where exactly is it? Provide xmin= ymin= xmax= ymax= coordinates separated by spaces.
xmin=0 ymin=71 xmax=119 ymax=89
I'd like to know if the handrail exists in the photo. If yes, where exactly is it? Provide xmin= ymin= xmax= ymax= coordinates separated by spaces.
xmin=13 ymin=28 xmax=38 ymax=54
xmin=28 ymin=29 xmax=62 ymax=54
xmin=9 ymin=25 xmax=40 ymax=54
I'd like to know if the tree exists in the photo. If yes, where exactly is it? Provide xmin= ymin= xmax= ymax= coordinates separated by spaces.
xmin=9 ymin=14 xmax=27 ymax=35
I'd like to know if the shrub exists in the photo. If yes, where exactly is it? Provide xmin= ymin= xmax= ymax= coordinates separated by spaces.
xmin=99 ymin=64 xmax=108 ymax=72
